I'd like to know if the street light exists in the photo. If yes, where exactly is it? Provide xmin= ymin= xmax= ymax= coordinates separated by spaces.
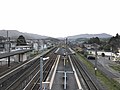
xmin=40 ymin=56 xmax=49 ymax=90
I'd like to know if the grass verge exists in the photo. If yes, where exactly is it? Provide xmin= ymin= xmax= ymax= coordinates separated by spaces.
xmin=76 ymin=53 xmax=120 ymax=90
xmin=109 ymin=65 xmax=120 ymax=72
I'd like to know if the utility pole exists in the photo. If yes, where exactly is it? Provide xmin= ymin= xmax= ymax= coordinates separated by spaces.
xmin=42 ymin=40 xmax=44 ymax=52
xmin=40 ymin=57 xmax=43 ymax=90
xmin=37 ymin=39 xmax=39 ymax=53
xmin=40 ymin=56 xmax=49 ymax=90
xmin=110 ymin=47 xmax=112 ymax=60
xmin=7 ymin=31 xmax=11 ymax=67
xmin=94 ymin=43 xmax=97 ymax=75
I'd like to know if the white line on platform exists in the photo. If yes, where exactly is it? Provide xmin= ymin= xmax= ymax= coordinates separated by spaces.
xmin=46 ymin=56 xmax=58 ymax=81
xmin=68 ymin=55 xmax=83 ymax=90
xmin=49 ymin=55 xmax=60 ymax=89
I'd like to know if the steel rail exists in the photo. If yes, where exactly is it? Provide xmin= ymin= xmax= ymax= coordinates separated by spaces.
xmin=25 ymin=48 xmax=57 ymax=90
xmin=1 ymin=48 xmax=57 ymax=90
xmin=71 ymin=55 xmax=99 ymax=90
xmin=31 ymin=52 xmax=57 ymax=90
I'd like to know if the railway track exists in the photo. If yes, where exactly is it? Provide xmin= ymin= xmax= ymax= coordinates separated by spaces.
xmin=30 ymin=49 xmax=57 ymax=90
xmin=0 ymin=48 xmax=57 ymax=90
xmin=70 ymin=55 xmax=100 ymax=90
xmin=0 ymin=59 xmax=36 ymax=90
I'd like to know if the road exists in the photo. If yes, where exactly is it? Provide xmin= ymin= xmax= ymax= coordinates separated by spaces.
xmin=89 ymin=56 xmax=120 ymax=82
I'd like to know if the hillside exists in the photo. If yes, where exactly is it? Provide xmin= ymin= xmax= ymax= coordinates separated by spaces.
xmin=67 ymin=33 xmax=112 ymax=39
xmin=0 ymin=30 xmax=48 ymax=39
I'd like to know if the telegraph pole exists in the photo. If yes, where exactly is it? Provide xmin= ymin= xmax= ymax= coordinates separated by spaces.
xmin=7 ymin=31 xmax=11 ymax=67
xmin=110 ymin=47 xmax=112 ymax=60
xmin=40 ymin=56 xmax=49 ymax=90
xmin=40 ymin=57 xmax=43 ymax=90
xmin=95 ymin=43 xmax=97 ymax=75
xmin=37 ymin=39 xmax=39 ymax=53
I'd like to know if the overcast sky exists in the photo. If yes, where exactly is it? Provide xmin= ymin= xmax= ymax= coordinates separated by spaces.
xmin=0 ymin=0 xmax=120 ymax=38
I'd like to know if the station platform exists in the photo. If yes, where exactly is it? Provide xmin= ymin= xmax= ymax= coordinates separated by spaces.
xmin=51 ymin=56 xmax=79 ymax=90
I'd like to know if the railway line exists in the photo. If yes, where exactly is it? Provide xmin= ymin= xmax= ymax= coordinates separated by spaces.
xmin=70 ymin=55 xmax=100 ymax=90
xmin=30 ymin=49 xmax=57 ymax=90
xmin=0 ymin=47 xmax=107 ymax=90
xmin=0 ymin=47 xmax=57 ymax=90
xmin=0 ymin=59 xmax=36 ymax=90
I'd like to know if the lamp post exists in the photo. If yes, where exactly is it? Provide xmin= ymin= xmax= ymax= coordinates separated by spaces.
xmin=40 ymin=56 xmax=49 ymax=90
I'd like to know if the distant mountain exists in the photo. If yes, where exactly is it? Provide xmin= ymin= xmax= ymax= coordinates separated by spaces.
xmin=0 ymin=30 xmax=48 ymax=39
xmin=45 ymin=37 xmax=60 ymax=41
xmin=67 ymin=33 xmax=112 ymax=39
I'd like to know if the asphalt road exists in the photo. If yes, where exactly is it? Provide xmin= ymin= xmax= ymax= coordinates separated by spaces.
xmin=89 ymin=56 xmax=120 ymax=79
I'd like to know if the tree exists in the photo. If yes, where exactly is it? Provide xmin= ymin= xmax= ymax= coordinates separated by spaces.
xmin=88 ymin=37 xmax=100 ymax=44
xmin=16 ymin=35 xmax=27 ymax=46
xmin=108 ymin=33 xmax=120 ymax=53
xmin=0 ymin=36 xmax=5 ymax=42
xmin=103 ymin=44 xmax=111 ymax=52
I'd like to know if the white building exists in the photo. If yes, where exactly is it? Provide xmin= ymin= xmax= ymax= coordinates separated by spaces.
xmin=87 ymin=50 xmax=120 ymax=61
